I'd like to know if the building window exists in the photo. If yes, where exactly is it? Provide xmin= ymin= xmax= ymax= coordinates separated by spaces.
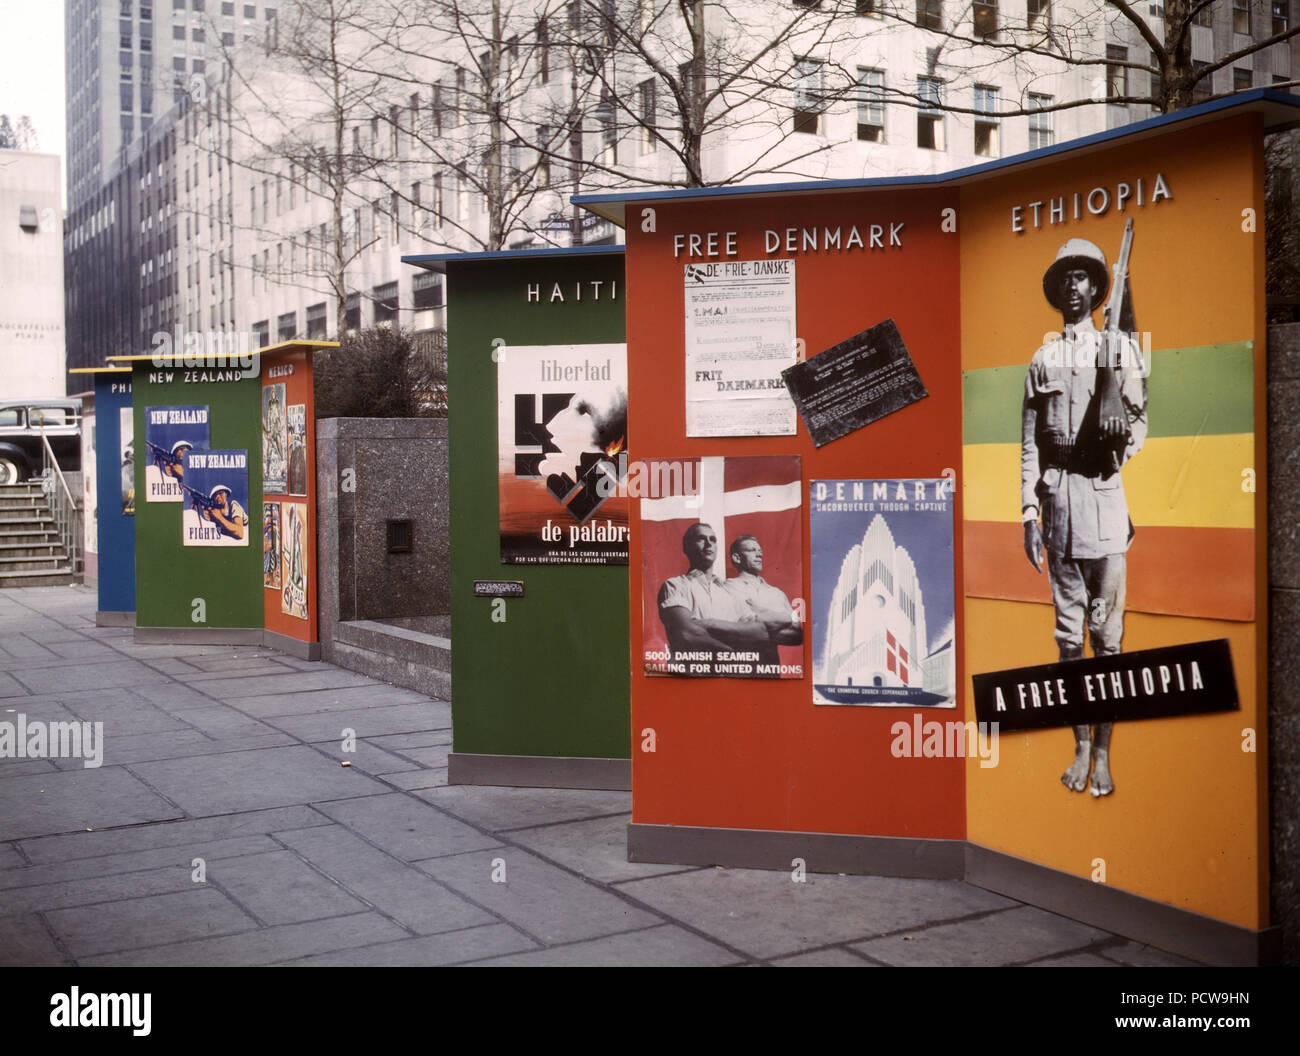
xmin=412 ymin=271 xmax=442 ymax=310
xmin=1027 ymin=0 xmax=1050 ymax=29
xmin=1028 ymin=92 xmax=1053 ymax=149
xmin=277 ymin=311 xmax=296 ymax=342
xmin=973 ymin=0 xmax=997 ymax=38
xmin=373 ymin=282 xmax=398 ymax=326
xmin=792 ymin=57 xmax=824 ymax=135
xmin=344 ymin=293 xmax=360 ymax=331
xmin=173 ymin=24 xmax=185 ymax=38
xmin=1106 ymin=44 xmax=1128 ymax=103
xmin=916 ymin=0 xmax=942 ymax=30
xmin=433 ymin=172 xmax=444 ymax=222
xmin=973 ymin=84 xmax=998 ymax=156
xmin=856 ymin=67 xmax=884 ymax=142
xmin=306 ymin=303 xmax=327 ymax=339
xmin=855 ymin=0 xmax=876 ymax=14
xmin=1233 ymin=0 xmax=1250 ymax=33
xmin=1234 ymin=67 xmax=1253 ymax=91
xmin=1193 ymin=3 xmax=1212 ymax=26
xmin=1275 ymin=1 xmax=1289 ymax=34
xmin=639 ymin=78 xmax=657 ymax=153
xmin=916 ymin=75 xmax=944 ymax=149
xmin=253 ymin=320 xmax=269 ymax=348
xmin=1193 ymin=60 xmax=1212 ymax=103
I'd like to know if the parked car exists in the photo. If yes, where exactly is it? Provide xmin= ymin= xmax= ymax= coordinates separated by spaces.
xmin=0 ymin=399 xmax=83 ymax=484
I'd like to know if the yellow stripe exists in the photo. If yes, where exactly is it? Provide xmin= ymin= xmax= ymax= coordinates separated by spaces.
xmin=962 ymin=434 xmax=1255 ymax=529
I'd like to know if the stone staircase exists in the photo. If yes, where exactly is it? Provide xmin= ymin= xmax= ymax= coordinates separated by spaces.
xmin=0 ymin=481 xmax=77 ymax=587
xmin=326 ymin=615 xmax=451 ymax=700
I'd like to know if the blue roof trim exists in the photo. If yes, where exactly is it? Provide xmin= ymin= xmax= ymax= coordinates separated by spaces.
xmin=572 ymin=90 xmax=1300 ymax=209
xmin=402 ymin=244 xmax=625 ymax=270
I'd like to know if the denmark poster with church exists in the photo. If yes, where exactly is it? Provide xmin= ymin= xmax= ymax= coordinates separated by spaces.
xmin=811 ymin=478 xmax=955 ymax=707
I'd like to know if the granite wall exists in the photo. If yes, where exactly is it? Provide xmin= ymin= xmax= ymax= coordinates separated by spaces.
xmin=1268 ymin=322 xmax=1300 ymax=965
xmin=316 ymin=418 xmax=449 ymax=641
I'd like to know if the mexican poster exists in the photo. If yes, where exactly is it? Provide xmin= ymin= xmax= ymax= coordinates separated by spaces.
xmin=263 ymin=502 xmax=281 ymax=588
xmin=143 ymin=404 xmax=208 ymax=502
xmin=640 ymin=455 xmax=803 ymax=678
xmin=810 ymin=478 xmax=955 ymax=707
xmin=261 ymin=383 xmax=287 ymax=493
xmin=120 ymin=405 xmax=134 ymax=515
xmin=281 ymin=501 xmax=308 ymax=619
xmin=496 ymin=342 xmax=629 ymax=565
xmin=181 ymin=449 xmax=250 ymax=547
xmin=684 ymin=259 xmax=798 ymax=438
xmin=287 ymin=403 xmax=307 ymax=497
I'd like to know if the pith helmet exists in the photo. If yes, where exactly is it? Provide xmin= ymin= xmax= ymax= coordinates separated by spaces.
xmin=171 ymin=440 xmax=192 ymax=454
xmin=1043 ymin=239 xmax=1109 ymax=311
xmin=209 ymin=485 xmax=231 ymax=499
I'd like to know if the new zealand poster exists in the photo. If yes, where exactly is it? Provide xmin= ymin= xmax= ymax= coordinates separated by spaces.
xmin=143 ymin=405 xmax=208 ymax=503
xmin=281 ymin=501 xmax=308 ymax=619
xmin=640 ymin=455 xmax=803 ymax=678
xmin=496 ymin=343 xmax=629 ymax=565
xmin=287 ymin=403 xmax=308 ymax=497
xmin=262 ymin=383 xmax=287 ymax=493
xmin=263 ymin=502 xmax=281 ymax=588
xmin=811 ymin=478 xmax=955 ymax=707
xmin=181 ymin=449 xmax=250 ymax=547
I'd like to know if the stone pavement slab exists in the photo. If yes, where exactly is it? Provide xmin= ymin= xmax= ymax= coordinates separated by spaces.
xmin=8 ymin=659 xmax=171 ymax=694
xmin=80 ymin=912 xmax=409 ymax=967
xmin=279 ymin=922 xmax=537 ymax=966
xmin=204 ymin=849 xmax=371 ymax=924
xmin=849 ymin=905 xmax=1110 ymax=966
xmin=309 ymin=737 xmax=421 ymax=774
xmin=274 ymin=823 xmax=494 ymax=936
xmin=0 ymin=766 xmax=183 ymax=842
xmin=0 ymin=834 xmax=277 ymax=889
xmin=383 ymin=770 xmax=447 ymax=791
xmin=0 ymin=913 xmax=70 ymax=966
xmin=128 ymin=744 xmax=389 ymax=815
xmin=464 ymin=923 xmax=741 ymax=967
xmin=769 ymin=948 xmax=877 ymax=967
xmin=616 ymin=868 xmax=1019 ymax=960
xmin=506 ymin=813 xmax=692 ymax=884
xmin=421 ymin=785 xmax=634 ymax=832
xmin=315 ymin=792 xmax=499 ymax=861
xmin=266 ymin=701 xmax=450 ymax=742
xmin=45 ymin=886 xmax=258 ymax=958
xmin=413 ymin=847 xmax=662 ymax=945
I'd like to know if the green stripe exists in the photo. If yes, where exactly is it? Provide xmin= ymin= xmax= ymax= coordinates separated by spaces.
xmin=963 ymin=341 xmax=1254 ymax=445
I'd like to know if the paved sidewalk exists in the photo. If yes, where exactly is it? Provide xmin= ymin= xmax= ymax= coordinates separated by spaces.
xmin=0 ymin=586 xmax=1195 ymax=967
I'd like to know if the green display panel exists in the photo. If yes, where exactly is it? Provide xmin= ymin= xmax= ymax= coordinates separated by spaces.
xmin=131 ymin=366 xmax=262 ymax=630
xmin=443 ymin=250 xmax=629 ymax=760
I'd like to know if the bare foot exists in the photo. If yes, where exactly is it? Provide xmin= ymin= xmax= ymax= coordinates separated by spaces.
xmin=1090 ymin=747 xmax=1114 ymax=797
xmin=1062 ymin=741 xmax=1091 ymax=792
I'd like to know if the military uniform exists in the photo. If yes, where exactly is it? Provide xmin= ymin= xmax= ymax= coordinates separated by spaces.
xmin=1021 ymin=316 xmax=1147 ymax=657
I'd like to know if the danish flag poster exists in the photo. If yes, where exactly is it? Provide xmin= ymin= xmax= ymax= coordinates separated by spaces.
xmin=640 ymin=455 xmax=804 ymax=678
xmin=810 ymin=478 xmax=955 ymax=707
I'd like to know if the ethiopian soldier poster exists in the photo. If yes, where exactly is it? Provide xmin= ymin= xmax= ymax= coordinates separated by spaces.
xmin=281 ymin=501 xmax=308 ymax=619
xmin=286 ymin=404 xmax=308 ymax=497
xmin=181 ymin=449 xmax=250 ymax=547
xmin=810 ymin=478 xmax=955 ymax=707
xmin=640 ymin=455 xmax=803 ymax=678
xmin=496 ymin=343 xmax=629 ymax=565
xmin=261 ymin=383 xmax=287 ymax=493
xmin=143 ymin=405 xmax=208 ymax=502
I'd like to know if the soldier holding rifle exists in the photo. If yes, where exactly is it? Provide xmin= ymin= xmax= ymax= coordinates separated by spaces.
xmin=1020 ymin=220 xmax=1148 ymax=797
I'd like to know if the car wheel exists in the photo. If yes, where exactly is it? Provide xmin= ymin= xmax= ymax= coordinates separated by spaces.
xmin=0 ymin=455 xmax=24 ymax=485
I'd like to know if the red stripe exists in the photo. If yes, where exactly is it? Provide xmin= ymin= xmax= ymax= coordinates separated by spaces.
xmin=963 ymin=521 xmax=1256 ymax=622
xmin=723 ymin=454 xmax=801 ymax=493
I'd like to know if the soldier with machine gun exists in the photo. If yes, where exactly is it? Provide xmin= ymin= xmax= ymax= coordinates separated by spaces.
xmin=1021 ymin=220 xmax=1148 ymax=798
xmin=182 ymin=482 xmax=247 ymax=541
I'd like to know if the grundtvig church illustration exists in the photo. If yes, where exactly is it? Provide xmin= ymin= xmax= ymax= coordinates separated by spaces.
xmin=818 ymin=515 xmax=955 ymax=706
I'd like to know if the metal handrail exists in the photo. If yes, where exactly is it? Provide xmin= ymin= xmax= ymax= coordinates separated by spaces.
xmin=38 ymin=427 xmax=83 ymax=578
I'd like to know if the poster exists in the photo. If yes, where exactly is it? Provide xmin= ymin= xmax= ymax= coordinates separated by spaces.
xmin=281 ymin=501 xmax=308 ymax=619
xmin=684 ymin=260 xmax=798 ymax=437
xmin=496 ymin=342 xmax=629 ymax=565
xmin=263 ymin=502 xmax=281 ymax=588
xmin=82 ymin=415 xmax=97 ymax=558
xmin=811 ymin=478 xmax=955 ymax=707
xmin=640 ymin=455 xmax=803 ymax=678
xmin=143 ymin=405 xmax=208 ymax=502
xmin=782 ymin=318 xmax=929 ymax=446
xmin=120 ymin=406 xmax=134 ymax=515
xmin=287 ymin=403 xmax=307 ymax=497
xmin=261 ymin=384 xmax=287 ymax=493
xmin=180 ymin=449 xmax=250 ymax=547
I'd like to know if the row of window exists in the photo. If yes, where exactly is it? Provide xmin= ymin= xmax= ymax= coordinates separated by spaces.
xmin=793 ymin=63 xmax=1055 ymax=156
xmin=250 ymin=274 xmax=442 ymax=343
